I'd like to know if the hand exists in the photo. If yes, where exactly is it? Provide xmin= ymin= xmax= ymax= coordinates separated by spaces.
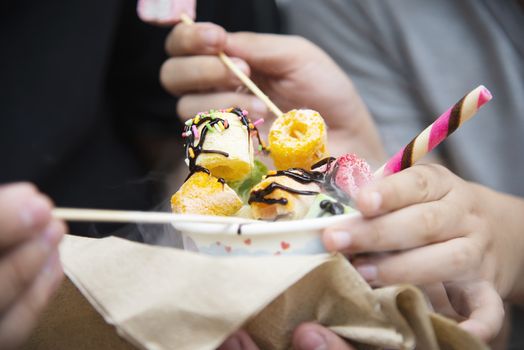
xmin=0 ymin=183 xmax=66 ymax=349
xmin=323 ymin=164 xmax=524 ymax=341
xmin=218 ymin=323 xmax=355 ymax=350
xmin=160 ymin=22 xmax=385 ymax=162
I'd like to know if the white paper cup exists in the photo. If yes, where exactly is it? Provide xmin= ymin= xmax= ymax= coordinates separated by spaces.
xmin=173 ymin=212 xmax=359 ymax=256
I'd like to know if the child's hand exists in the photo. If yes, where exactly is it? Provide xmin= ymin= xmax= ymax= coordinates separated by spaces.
xmin=0 ymin=183 xmax=66 ymax=348
xmin=324 ymin=164 xmax=524 ymax=341
xmin=160 ymin=22 xmax=385 ymax=162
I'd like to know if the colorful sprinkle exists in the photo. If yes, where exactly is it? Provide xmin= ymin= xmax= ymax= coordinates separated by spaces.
xmin=248 ymin=123 xmax=254 ymax=130
xmin=258 ymin=145 xmax=263 ymax=151
xmin=218 ymin=121 xmax=225 ymax=131
xmin=267 ymin=170 xmax=277 ymax=176
xmin=223 ymin=119 xmax=229 ymax=128
xmin=188 ymin=148 xmax=195 ymax=158
xmin=185 ymin=119 xmax=193 ymax=126
xmin=214 ymin=124 xmax=222 ymax=132
xmin=192 ymin=125 xmax=199 ymax=139
xmin=253 ymin=118 xmax=264 ymax=127
xmin=280 ymin=241 xmax=290 ymax=250
xmin=206 ymin=123 xmax=214 ymax=132
xmin=194 ymin=115 xmax=200 ymax=124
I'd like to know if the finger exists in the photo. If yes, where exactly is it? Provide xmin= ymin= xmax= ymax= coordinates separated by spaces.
xmin=0 ymin=219 xmax=65 ymax=313
xmin=448 ymin=282 xmax=504 ymax=342
xmin=160 ymin=56 xmax=250 ymax=96
xmin=293 ymin=323 xmax=356 ymax=350
xmin=165 ymin=22 xmax=226 ymax=56
xmin=177 ymin=93 xmax=269 ymax=121
xmin=0 ymin=250 xmax=63 ymax=350
xmin=323 ymin=199 xmax=464 ymax=253
xmin=357 ymin=164 xmax=456 ymax=218
xmin=420 ymin=283 xmax=463 ymax=320
xmin=226 ymin=33 xmax=317 ymax=76
xmin=352 ymin=237 xmax=482 ymax=286
xmin=0 ymin=183 xmax=53 ymax=248
xmin=217 ymin=329 xmax=259 ymax=350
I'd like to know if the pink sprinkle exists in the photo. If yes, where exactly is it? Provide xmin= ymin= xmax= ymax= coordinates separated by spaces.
xmin=192 ymin=125 xmax=199 ymax=139
xmin=252 ymin=118 xmax=264 ymax=127
xmin=242 ymin=110 xmax=248 ymax=116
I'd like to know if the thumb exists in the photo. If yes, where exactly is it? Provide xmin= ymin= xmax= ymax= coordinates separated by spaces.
xmin=226 ymin=32 xmax=317 ymax=76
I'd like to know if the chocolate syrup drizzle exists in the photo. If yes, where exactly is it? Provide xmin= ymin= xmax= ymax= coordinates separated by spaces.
xmin=319 ymin=200 xmax=345 ymax=216
xmin=248 ymin=156 xmax=351 ymax=209
xmin=182 ymin=108 xmax=267 ymax=183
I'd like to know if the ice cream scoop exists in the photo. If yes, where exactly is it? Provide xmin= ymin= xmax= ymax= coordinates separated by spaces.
xmin=312 ymin=154 xmax=372 ymax=200
xmin=248 ymin=172 xmax=320 ymax=221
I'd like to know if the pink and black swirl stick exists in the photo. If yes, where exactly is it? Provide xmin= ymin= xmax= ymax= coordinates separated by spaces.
xmin=375 ymin=85 xmax=493 ymax=177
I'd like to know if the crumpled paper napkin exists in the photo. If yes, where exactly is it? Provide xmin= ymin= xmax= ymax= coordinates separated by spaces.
xmin=26 ymin=235 xmax=487 ymax=350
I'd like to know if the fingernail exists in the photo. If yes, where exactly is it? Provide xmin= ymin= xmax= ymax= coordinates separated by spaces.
xmin=251 ymin=99 xmax=267 ymax=115
xmin=41 ymin=222 xmax=64 ymax=247
xmin=231 ymin=58 xmax=249 ymax=75
xmin=20 ymin=196 xmax=50 ymax=228
xmin=42 ymin=251 xmax=61 ymax=277
xmin=363 ymin=191 xmax=382 ymax=212
xmin=356 ymin=264 xmax=378 ymax=282
xmin=202 ymin=28 xmax=219 ymax=46
xmin=297 ymin=331 xmax=327 ymax=350
xmin=327 ymin=231 xmax=352 ymax=250
xmin=219 ymin=335 xmax=243 ymax=350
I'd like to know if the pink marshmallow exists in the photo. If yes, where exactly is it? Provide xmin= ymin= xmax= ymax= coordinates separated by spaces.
xmin=137 ymin=0 xmax=196 ymax=26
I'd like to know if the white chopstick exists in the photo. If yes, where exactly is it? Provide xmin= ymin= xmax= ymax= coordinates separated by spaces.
xmin=52 ymin=208 xmax=254 ymax=225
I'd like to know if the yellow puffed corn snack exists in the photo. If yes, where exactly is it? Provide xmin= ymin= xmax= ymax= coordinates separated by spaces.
xmin=171 ymin=171 xmax=242 ymax=216
xmin=268 ymin=109 xmax=329 ymax=170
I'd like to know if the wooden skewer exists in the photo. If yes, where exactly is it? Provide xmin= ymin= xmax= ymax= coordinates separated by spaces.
xmin=180 ymin=13 xmax=283 ymax=118
xmin=53 ymin=208 xmax=254 ymax=225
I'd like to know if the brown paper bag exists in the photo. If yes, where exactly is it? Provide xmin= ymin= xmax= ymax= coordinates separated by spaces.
xmin=25 ymin=235 xmax=487 ymax=350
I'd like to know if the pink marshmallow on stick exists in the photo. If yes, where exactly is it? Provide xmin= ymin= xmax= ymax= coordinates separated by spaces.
xmin=137 ymin=0 xmax=196 ymax=26
xmin=374 ymin=85 xmax=493 ymax=178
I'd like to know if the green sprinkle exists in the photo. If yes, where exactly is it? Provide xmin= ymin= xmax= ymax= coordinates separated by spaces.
xmin=206 ymin=123 xmax=214 ymax=132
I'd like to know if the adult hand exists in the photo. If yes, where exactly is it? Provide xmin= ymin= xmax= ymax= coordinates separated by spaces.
xmin=160 ymin=22 xmax=385 ymax=163
xmin=324 ymin=164 xmax=524 ymax=341
xmin=218 ymin=323 xmax=355 ymax=350
xmin=0 ymin=183 xmax=65 ymax=349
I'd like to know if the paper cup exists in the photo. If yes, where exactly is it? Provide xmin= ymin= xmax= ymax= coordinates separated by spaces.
xmin=172 ymin=212 xmax=359 ymax=256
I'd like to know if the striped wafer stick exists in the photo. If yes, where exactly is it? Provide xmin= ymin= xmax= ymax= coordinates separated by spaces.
xmin=375 ymin=85 xmax=492 ymax=177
